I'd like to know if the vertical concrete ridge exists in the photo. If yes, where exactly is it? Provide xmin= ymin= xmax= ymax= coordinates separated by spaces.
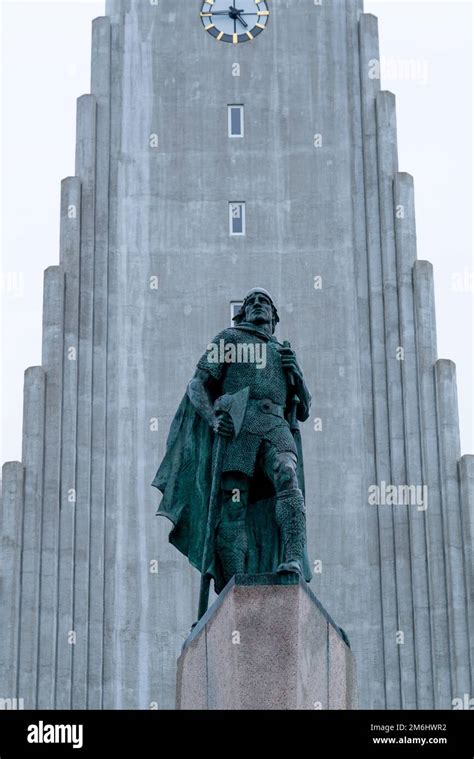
xmin=458 ymin=455 xmax=474 ymax=676
xmin=105 ymin=0 xmax=130 ymax=20
xmin=102 ymin=14 xmax=125 ymax=710
xmin=394 ymin=173 xmax=417 ymax=272
xmin=18 ymin=366 xmax=46 ymax=708
xmin=394 ymin=175 xmax=433 ymax=707
xmin=358 ymin=14 xmax=381 ymax=105
xmin=434 ymin=360 xmax=471 ymax=699
xmin=37 ymin=266 xmax=66 ymax=708
xmin=91 ymin=16 xmax=111 ymax=96
xmin=413 ymin=261 xmax=437 ymax=365
xmin=459 ymin=455 xmax=474 ymax=572
xmin=56 ymin=176 xmax=82 ymax=708
xmin=376 ymin=92 xmax=399 ymax=294
xmin=413 ymin=261 xmax=451 ymax=707
xmin=376 ymin=92 xmax=398 ymax=173
xmin=59 ymin=177 xmax=82 ymax=269
xmin=72 ymin=87 xmax=97 ymax=709
xmin=41 ymin=266 xmax=66 ymax=367
xmin=359 ymin=11 xmax=399 ymax=709
xmin=346 ymin=0 xmax=384 ymax=709
xmin=0 ymin=461 xmax=24 ymax=701
xmin=88 ymin=13 xmax=112 ymax=710
xmin=75 ymin=95 xmax=97 ymax=182
xmin=376 ymin=88 xmax=417 ymax=709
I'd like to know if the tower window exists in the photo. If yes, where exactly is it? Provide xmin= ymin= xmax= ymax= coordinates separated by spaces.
xmin=228 ymin=105 xmax=244 ymax=138
xmin=229 ymin=202 xmax=245 ymax=236
xmin=230 ymin=301 xmax=243 ymax=325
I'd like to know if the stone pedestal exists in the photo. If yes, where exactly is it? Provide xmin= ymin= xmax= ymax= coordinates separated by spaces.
xmin=176 ymin=574 xmax=358 ymax=710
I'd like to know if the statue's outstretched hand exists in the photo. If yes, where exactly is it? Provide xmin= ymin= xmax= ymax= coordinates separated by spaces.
xmin=213 ymin=411 xmax=234 ymax=438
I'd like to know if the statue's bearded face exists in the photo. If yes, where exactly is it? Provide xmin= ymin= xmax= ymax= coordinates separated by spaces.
xmin=244 ymin=292 xmax=273 ymax=330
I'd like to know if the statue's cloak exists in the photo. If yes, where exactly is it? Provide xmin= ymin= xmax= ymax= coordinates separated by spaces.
xmin=151 ymin=327 xmax=313 ymax=593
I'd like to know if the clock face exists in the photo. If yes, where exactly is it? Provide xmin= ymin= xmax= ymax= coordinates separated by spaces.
xmin=200 ymin=1 xmax=270 ymax=44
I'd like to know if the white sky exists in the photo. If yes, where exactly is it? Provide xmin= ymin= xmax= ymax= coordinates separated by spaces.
xmin=0 ymin=0 xmax=473 ymax=464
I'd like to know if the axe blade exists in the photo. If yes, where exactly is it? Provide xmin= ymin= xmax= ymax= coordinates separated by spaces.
xmin=226 ymin=386 xmax=250 ymax=439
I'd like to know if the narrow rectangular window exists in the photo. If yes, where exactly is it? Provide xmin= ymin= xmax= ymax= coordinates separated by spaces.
xmin=229 ymin=202 xmax=245 ymax=236
xmin=228 ymin=105 xmax=244 ymax=138
xmin=230 ymin=301 xmax=243 ymax=325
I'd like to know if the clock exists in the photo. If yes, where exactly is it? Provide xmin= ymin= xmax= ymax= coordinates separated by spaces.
xmin=200 ymin=1 xmax=270 ymax=44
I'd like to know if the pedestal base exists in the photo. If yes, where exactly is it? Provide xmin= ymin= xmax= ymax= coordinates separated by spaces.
xmin=176 ymin=574 xmax=358 ymax=710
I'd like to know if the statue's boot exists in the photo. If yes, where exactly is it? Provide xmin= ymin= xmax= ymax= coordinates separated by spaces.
xmin=216 ymin=517 xmax=248 ymax=584
xmin=275 ymin=487 xmax=306 ymax=577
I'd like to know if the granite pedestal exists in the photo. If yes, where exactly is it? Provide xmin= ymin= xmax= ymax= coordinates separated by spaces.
xmin=176 ymin=574 xmax=358 ymax=710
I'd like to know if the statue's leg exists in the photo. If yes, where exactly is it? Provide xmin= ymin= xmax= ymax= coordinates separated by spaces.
xmin=260 ymin=443 xmax=307 ymax=577
xmin=216 ymin=472 xmax=249 ymax=583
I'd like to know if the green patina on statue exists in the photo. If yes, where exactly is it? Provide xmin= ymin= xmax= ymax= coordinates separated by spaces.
xmin=151 ymin=288 xmax=313 ymax=619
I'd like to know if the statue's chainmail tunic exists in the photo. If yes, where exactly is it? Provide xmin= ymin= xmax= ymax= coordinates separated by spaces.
xmin=197 ymin=328 xmax=297 ymax=476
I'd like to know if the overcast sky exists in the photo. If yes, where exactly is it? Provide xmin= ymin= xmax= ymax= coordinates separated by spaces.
xmin=1 ymin=0 xmax=472 ymax=464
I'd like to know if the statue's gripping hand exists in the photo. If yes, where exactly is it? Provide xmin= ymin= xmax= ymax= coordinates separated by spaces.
xmin=213 ymin=411 xmax=234 ymax=438
xmin=278 ymin=345 xmax=303 ymax=382
xmin=277 ymin=344 xmax=312 ymax=422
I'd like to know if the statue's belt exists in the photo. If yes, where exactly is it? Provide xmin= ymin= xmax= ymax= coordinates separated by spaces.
xmin=248 ymin=397 xmax=285 ymax=418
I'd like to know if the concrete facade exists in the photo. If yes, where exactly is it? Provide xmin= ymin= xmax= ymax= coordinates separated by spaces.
xmin=0 ymin=0 xmax=472 ymax=709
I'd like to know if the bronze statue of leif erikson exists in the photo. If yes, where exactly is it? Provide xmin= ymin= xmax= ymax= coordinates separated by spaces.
xmin=152 ymin=288 xmax=313 ymax=620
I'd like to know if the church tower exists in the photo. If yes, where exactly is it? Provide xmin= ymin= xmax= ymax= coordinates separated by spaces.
xmin=1 ymin=0 xmax=472 ymax=710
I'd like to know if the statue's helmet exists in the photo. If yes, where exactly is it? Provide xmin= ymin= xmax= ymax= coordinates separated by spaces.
xmin=232 ymin=287 xmax=280 ymax=333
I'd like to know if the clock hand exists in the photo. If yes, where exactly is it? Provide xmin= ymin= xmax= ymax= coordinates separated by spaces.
xmin=227 ymin=5 xmax=245 ymax=17
xmin=228 ymin=3 xmax=249 ymax=28
xmin=203 ymin=8 xmax=244 ymax=16
xmin=210 ymin=9 xmax=245 ymax=14
xmin=207 ymin=4 xmax=248 ymax=31
xmin=235 ymin=13 xmax=248 ymax=28
xmin=206 ymin=9 xmax=254 ymax=14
